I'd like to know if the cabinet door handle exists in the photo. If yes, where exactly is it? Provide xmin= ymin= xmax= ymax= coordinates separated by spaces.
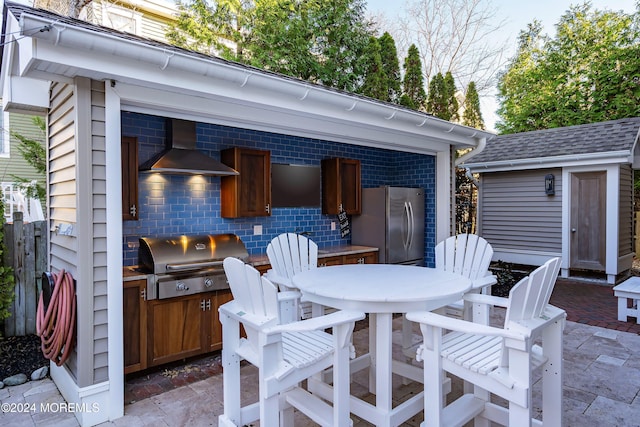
xmin=200 ymin=299 xmax=206 ymax=311
xmin=130 ymin=204 xmax=137 ymax=217
xmin=141 ymin=288 xmax=146 ymax=301
xmin=265 ymin=204 xmax=270 ymax=213
xmin=206 ymin=299 xmax=212 ymax=310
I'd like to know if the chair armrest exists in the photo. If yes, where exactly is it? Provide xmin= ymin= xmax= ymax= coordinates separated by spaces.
xmin=265 ymin=270 xmax=291 ymax=285
xmin=405 ymin=310 xmax=528 ymax=342
xmin=463 ymin=292 xmax=509 ymax=307
xmin=265 ymin=310 xmax=365 ymax=334
xmin=219 ymin=300 xmax=278 ymax=329
xmin=277 ymin=290 xmax=302 ymax=302
xmin=470 ymin=274 xmax=497 ymax=290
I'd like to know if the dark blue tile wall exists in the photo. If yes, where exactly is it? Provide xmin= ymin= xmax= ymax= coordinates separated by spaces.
xmin=122 ymin=112 xmax=436 ymax=266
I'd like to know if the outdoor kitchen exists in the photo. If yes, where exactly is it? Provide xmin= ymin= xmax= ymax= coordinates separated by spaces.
xmin=120 ymin=111 xmax=439 ymax=372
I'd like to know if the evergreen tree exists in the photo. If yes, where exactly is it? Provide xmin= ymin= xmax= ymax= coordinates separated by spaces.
xmin=444 ymin=71 xmax=459 ymax=122
xmin=462 ymin=81 xmax=484 ymax=129
xmin=426 ymin=72 xmax=446 ymax=118
xmin=400 ymin=44 xmax=427 ymax=110
xmin=378 ymin=32 xmax=401 ymax=103
xmin=497 ymin=4 xmax=640 ymax=133
xmin=361 ymin=37 xmax=387 ymax=101
xmin=167 ymin=0 xmax=373 ymax=93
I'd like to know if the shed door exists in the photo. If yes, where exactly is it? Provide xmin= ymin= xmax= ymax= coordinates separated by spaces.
xmin=570 ymin=171 xmax=606 ymax=270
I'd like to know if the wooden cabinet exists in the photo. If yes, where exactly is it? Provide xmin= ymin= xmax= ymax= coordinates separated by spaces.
xmin=143 ymin=289 xmax=232 ymax=369
xmin=322 ymin=158 xmax=361 ymax=215
xmin=221 ymin=147 xmax=271 ymax=218
xmin=260 ymin=250 xmax=378 ymax=269
xmin=121 ymin=136 xmax=139 ymax=220
xmin=343 ymin=251 xmax=378 ymax=265
xmin=123 ymin=279 xmax=147 ymax=374
xmin=147 ymin=294 xmax=206 ymax=367
xmin=208 ymin=290 xmax=233 ymax=352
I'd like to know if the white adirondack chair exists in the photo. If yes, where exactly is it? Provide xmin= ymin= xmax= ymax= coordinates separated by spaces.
xmin=218 ymin=257 xmax=364 ymax=427
xmin=266 ymin=232 xmax=319 ymax=321
xmin=406 ymin=257 xmax=565 ymax=427
xmin=402 ymin=234 xmax=496 ymax=357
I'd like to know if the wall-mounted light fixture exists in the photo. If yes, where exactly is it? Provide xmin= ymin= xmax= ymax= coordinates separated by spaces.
xmin=545 ymin=174 xmax=555 ymax=195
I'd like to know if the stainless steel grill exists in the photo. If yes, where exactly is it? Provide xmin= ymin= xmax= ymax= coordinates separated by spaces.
xmin=138 ymin=234 xmax=248 ymax=299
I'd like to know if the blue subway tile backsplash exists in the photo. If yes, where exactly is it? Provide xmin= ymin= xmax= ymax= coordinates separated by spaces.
xmin=122 ymin=112 xmax=437 ymax=266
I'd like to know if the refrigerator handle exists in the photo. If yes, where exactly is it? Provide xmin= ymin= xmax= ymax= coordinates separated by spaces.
xmin=407 ymin=201 xmax=414 ymax=250
xmin=403 ymin=201 xmax=411 ymax=251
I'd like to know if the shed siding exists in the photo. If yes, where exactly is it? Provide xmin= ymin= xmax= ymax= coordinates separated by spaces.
xmin=91 ymin=80 xmax=109 ymax=382
xmin=478 ymin=168 xmax=562 ymax=253
xmin=619 ymin=164 xmax=633 ymax=256
xmin=48 ymin=81 xmax=79 ymax=377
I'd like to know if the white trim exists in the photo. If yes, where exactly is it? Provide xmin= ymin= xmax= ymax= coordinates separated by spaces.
xmin=50 ymin=364 xmax=111 ymax=426
xmin=14 ymin=11 xmax=492 ymax=153
xmin=105 ymin=82 xmax=124 ymax=421
xmin=466 ymin=150 xmax=632 ymax=173
xmin=491 ymin=248 xmax=560 ymax=267
xmin=563 ymin=164 xmax=620 ymax=283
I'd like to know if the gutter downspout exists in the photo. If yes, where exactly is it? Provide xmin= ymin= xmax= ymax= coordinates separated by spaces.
xmin=455 ymin=136 xmax=488 ymax=167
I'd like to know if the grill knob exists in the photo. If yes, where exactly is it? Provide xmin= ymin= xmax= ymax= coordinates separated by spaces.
xmin=176 ymin=282 xmax=188 ymax=292
xmin=204 ymin=278 xmax=213 ymax=288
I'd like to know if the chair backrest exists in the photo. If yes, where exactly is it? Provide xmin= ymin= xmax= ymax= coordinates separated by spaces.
xmin=435 ymin=234 xmax=493 ymax=281
xmin=223 ymin=257 xmax=280 ymax=344
xmin=266 ymin=233 xmax=318 ymax=281
xmin=505 ymin=256 xmax=561 ymax=325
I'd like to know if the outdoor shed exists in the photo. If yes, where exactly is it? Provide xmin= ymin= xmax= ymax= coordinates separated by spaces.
xmin=0 ymin=2 xmax=494 ymax=426
xmin=463 ymin=117 xmax=640 ymax=284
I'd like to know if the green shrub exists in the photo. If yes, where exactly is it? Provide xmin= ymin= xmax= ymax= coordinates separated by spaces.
xmin=0 ymin=199 xmax=15 ymax=324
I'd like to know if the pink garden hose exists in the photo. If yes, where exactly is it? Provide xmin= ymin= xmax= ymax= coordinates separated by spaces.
xmin=36 ymin=270 xmax=76 ymax=366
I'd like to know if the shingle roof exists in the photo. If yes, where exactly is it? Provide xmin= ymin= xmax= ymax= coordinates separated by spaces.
xmin=464 ymin=117 xmax=640 ymax=166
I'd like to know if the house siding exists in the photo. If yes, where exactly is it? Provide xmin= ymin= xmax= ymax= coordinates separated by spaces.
xmin=478 ymin=168 xmax=562 ymax=253
xmin=47 ymin=79 xmax=108 ymax=387
xmin=619 ymin=164 xmax=633 ymax=257
xmin=0 ymin=113 xmax=45 ymax=184
xmin=91 ymin=80 xmax=109 ymax=383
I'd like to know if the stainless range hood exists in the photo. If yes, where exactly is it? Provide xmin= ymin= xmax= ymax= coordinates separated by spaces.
xmin=139 ymin=118 xmax=239 ymax=176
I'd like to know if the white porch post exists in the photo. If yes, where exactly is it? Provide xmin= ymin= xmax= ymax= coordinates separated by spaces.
xmin=105 ymin=80 xmax=124 ymax=420
xmin=436 ymin=149 xmax=452 ymax=245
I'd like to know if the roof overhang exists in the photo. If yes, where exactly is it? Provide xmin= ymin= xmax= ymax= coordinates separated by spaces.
xmin=464 ymin=150 xmax=633 ymax=173
xmin=0 ymin=6 xmax=495 ymax=155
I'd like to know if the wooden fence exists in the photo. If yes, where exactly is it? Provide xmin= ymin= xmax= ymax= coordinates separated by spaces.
xmin=3 ymin=212 xmax=47 ymax=337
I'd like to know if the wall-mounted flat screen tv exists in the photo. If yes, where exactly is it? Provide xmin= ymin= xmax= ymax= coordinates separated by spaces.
xmin=271 ymin=164 xmax=321 ymax=208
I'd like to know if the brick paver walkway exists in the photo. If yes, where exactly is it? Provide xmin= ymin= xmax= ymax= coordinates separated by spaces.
xmin=550 ymin=277 xmax=640 ymax=334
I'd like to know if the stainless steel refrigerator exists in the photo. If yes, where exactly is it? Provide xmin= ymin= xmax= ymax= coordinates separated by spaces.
xmin=351 ymin=186 xmax=425 ymax=265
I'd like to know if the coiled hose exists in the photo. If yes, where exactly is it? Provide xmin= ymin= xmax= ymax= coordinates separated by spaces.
xmin=36 ymin=270 xmax=76 ymax=366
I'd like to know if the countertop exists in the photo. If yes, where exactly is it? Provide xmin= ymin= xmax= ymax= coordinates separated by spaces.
xmin=247 ymin=244 xmax=379 ymax=267
xmin=123 ymin=245 xmax=379 ymax=282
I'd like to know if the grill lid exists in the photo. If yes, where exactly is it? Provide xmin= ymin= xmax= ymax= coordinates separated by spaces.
xmin=139 ymin=233 xmax=248 ymax=274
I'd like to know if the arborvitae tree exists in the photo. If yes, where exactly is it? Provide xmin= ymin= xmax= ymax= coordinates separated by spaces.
xmin=378 ymin=32 xmax=401 ymax=103
xmin=444 ymin=71 xmax=459 ymax=122
xmin=426 ymin=72 xmax=446 ymax=118
xmin=462 ymin=81 xmax=484 ymax=129
xmin=400 ymin=44 xmax=427 ymax=110
xmin=361 ymin=37 xmax=387 ymax=101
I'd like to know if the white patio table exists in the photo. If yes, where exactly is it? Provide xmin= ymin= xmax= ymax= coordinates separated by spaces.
xmin=292 ymin=263 xmax=471 ymax=427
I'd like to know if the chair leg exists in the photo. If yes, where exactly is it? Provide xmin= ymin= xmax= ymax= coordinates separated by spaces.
xmin=542 ymin=318 xmax=564 ymax=426
xmin=333 ymin=323 xmax=354 ymax=426
xmin=419 ymin=324 xmax=445 ymax=427
xmin=220 ymin=315 xmax=242 ymax=425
